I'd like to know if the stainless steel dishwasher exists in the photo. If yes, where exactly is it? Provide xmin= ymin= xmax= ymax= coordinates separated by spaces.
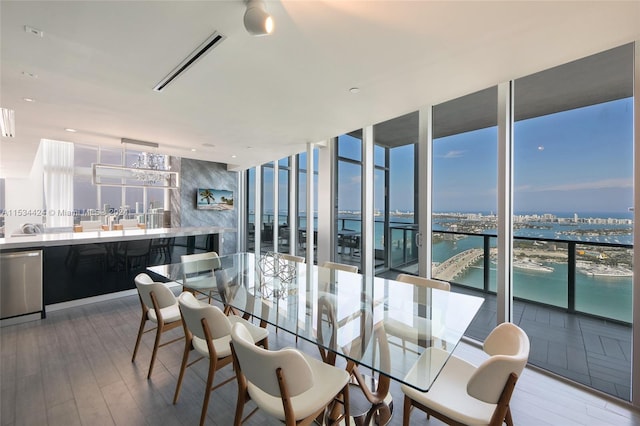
xmin=1 ymin=250 xmax=43 ymax=319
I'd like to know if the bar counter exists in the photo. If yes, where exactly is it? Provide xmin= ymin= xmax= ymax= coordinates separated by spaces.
xmin=0 ymin=226 xmax=233 ymax=250
xmin=0 ymin=226 xmax=234 ymax=313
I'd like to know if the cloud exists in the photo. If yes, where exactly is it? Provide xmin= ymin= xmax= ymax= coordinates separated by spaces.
xmin=441 ymin=150 xmax=465 ymax=159
xmin=517 ymin=178 xmax=633 ymax=192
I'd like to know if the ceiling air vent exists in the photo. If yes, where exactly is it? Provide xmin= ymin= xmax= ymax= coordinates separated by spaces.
xmin=153 ymin=31 xmax=226 ymax=92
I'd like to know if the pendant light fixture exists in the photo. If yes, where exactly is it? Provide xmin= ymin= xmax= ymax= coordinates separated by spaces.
xmin=244 ymin=0 xmax=274 ymax=36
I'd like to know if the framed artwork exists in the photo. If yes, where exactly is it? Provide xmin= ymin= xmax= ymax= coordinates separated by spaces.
xmin=196 ymin=188 xmax=234 ymax=210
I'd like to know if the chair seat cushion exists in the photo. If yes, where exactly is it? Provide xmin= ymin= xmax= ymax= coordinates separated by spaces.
xmin=401 ymin=349 xmax=496 ymax=425
xmin=193 ymin=334 xmax=232 ymax=359
xmin=183 ymin=274 xmax=216 ymax=290
xmin=228 ymin=315 xmax=270 ymax=343
xmin=192 ymin=315 xmax=269 ymax=360
xmin=247 ymin=351 xmax=350 ymax=421
xmin=383 ymin=315 xmax=444 ymax=345
xmin=148 ymin=303 xmax=181 ymax=324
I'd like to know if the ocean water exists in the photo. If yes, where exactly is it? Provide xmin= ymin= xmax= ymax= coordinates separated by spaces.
xmin=251 ymin=212 xmax=633 ymax=322
xmin=433 ymin=238 xmax=632 ymax=323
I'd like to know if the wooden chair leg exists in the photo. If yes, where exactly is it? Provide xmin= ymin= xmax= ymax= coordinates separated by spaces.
xmin=402 ymin=396 xmax=412 ymax=426
xmin=132 ymin=315 xmax=147 ymax=362
xmin=173 ymin=336 xmax=192 ymax=404
xmin=147 ymin=322 xmax=163 ymax=379
xmin=505 ymin=406 xmax=513 ymax=426
xmin=233 ymin=391 xmax=246 ymax=426
xmin=199 ymin=357 xmax=217 ymax=426
xmin=341 ymin=383 xmax=350 ymax=426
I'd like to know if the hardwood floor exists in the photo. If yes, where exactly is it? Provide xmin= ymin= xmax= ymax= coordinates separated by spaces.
xmin=2 ymin=293 xmax=639 ymax=426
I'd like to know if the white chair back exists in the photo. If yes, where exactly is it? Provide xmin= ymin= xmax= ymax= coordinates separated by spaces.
xmin=135 ymin=273 xmax=154 ymax=285
xmin=119 ymin=218 xmax=139 ymax=228
xmin=181 ymin=252 xmax=221 ymax=275
xmin=178 ymin=292 xmax=232 ymax=340
xmin=466 ymin=323 xmax=530 ymax=404
xmin=396 ymin=273 xmax=450 ymax=291
xmin=134 ymin=276 xmax=177 ymax=310
xmin=80 ymin=220 xmax=102 ymax=230
xmin=321 ymin=261 xmax=358 ymax=274
xmin=231 ymin=322 xmax=314 ymax=398
xmin=279 ymin=253 xmax=305 ymax=263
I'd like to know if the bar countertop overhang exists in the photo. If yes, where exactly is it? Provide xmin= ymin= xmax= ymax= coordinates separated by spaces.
xmin=0 ymin=226 xmax=236 ymax=250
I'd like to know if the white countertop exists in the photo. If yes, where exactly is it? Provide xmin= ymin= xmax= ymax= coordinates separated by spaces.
xmin=0 ymin=226 xmax=235 ymax=250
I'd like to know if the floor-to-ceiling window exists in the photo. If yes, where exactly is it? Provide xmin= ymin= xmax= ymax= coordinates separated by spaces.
xmin=296 ymin=149 xmax=318 ymax=260
xmin=98 ymin=147 xmax=123 ymax=213
xmin=261 ymin=162 xmax=275 ymax=254
xmin=296 ymin=153 xmax=308 ymax=257
xmin=512 ymin=43 xmax=634 ymax=400
xmin=426 ymin=45 xmax=634 ymax=400
xmin=239 ymin=42 xmax=636 ymax=403
xmin=372 ymin=112 xmax=419 ymax=275
xmin=336 ymin=132 xmax=363 ymax=271
xmin=373 ymin=145 xmax=387 ymax=270
xmin=431 ymin=88 xmax=499 ymax=341
xmin=278 ymin=158 xmax=290 ymax=253
xmin=246 ymin=167 xmax=256 ymax=252
xmin=73 ymin=145 xmax=98 ymax=216
xmin=72 ymin=143 xmax=168 ymax=227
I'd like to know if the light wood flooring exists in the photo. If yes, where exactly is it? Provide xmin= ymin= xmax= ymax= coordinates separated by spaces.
xmin=2 ymin=293 xmax=639 ymax=425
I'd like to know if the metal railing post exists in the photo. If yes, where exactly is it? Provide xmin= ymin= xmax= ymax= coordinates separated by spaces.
xmin=568 ymin=242 xmax=576 ymax=313
xmin=484 ymin=235 xmax=491 ymax=292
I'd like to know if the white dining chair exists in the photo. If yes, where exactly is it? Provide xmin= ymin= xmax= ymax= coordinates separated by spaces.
xmin=118 ymin=218 xmax=140 ymax=229
xmin=79 ymin=220 xmax=102 ymax=230
xmin=387 ymin=273 xmax=451 ymax=353
xmin=272 ymin=252 xmax=306 ymax=338
xmin=401 ymin=322 xmax=530 ymax=426
xmin=131 ymin=273 xmax=183 ymax=379
xmin=230 ymin=322 xmax=351 ymax=425
xmin=396 ymin=273 xmax=450 ymax=291
xmin=181 ymin=251 xmax=221 ymax=303
xmin=321 ymin=260 xmax=358 ymax=274
xmin=316 ymin=292 xmax=394 ymax=424
xmin=173 ymin=292 xmax=269 ymax=426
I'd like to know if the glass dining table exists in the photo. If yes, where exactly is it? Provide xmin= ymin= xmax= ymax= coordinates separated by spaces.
xmin=147 ymin=252 xmax=484 ymax=423
xmin=147 ymin=253 xmax=484 ymax=392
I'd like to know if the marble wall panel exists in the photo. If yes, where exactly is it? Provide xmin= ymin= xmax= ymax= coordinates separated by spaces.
xmin=171 ymin=157 xmax=238 ymax=254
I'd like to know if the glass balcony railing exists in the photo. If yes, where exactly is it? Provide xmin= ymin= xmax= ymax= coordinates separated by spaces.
xmin=428 ymin=230 xmax=633 ymax=324
xmin=248 ymin=215 xmax=633 ymax=324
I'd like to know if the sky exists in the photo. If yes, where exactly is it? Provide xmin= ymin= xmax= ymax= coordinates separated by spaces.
xmin=335 ymin=97 xmax=633 ymax=216
xmin=256 ymin=97 xmax=633 ymax=218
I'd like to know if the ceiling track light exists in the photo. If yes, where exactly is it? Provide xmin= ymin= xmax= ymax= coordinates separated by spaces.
xmin=1 ymin=108 xmax=15 ymax=138
xmin=244 ymin=0 xmax=274 ymax=36
xmin=153 ymin=31 xmax=226 ymax=92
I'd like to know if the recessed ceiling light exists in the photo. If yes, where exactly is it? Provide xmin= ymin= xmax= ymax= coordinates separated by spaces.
xmin=24 ymin=25 xmax=44 ymax=37
xmin=231 ymin=155 xmax=237 ymax=158
xmin=349 ymin=87 xmax=360 ymax=94
xmin=191 ymin=148 xmax=196 ymax=152
xmin=64 ymin=128 xmax=77 ymax=133
xmin=22 ymin=97 xmax=35 ymax=102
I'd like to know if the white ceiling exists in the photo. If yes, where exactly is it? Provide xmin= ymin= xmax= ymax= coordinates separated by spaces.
xmin=1 ymin=1 xmax=638 ymax=178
